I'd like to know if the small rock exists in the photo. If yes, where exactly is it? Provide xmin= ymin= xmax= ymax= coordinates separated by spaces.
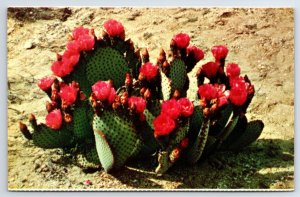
xmin=187 ymin=17 xmax=198 ymax=23
xmin=143 ymin=32 xmax=153 ymax=40
xmin=24 ymin=40 xmax=35 ymax=49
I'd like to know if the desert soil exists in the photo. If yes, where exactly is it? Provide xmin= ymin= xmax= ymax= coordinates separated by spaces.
xmin=7 ymin=7 xmax=294 ymax=190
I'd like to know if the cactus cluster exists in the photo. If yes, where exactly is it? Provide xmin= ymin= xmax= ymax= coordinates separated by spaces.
xmin=19 ymin=19 xmax=264 ymax=174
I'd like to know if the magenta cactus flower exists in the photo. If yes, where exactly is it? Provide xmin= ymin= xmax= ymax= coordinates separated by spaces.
xmin=172 ymin=33 xmax=190 ymax=49
xmin=45 ymin=109 xmax=63 ymax=130
xmin=103 ymin=19 xmax=125 ymax=39
xmin=211 ymin=45 xmax=229 ymax=61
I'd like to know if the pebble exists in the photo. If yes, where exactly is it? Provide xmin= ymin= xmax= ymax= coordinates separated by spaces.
xmin=24 ymin=40 xmax=35 ymax=49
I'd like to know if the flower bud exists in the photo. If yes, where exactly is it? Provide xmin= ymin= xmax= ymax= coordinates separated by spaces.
xmin=180 ymin=138 xmax=189 ymax=149
xmin=170 ymin=148 xmax=181 ymax=163
xmin=125 ymin=73 xmax=132 ymax=87
xmin=143 ymin=89 xmax=151 ymax=99
xmin=19 ymin=122 xmax=32 ymax=140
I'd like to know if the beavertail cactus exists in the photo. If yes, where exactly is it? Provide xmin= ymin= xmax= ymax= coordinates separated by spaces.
xmin=19 ymin=19 xmax=264 ymax=175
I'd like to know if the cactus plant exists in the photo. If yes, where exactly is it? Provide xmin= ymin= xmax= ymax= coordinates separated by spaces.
xmin=19 ymin=19 xmax=264 ymax=175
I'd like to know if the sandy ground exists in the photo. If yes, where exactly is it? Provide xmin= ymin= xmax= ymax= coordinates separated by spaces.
xmin=7 ymin=7 xmax=294 ymax=190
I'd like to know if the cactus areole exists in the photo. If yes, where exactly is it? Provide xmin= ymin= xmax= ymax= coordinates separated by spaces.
xmin=19 ymin=19 xmax=264 ymax=175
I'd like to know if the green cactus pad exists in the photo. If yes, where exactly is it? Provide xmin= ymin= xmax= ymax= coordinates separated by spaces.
xmin=219 ymin=115 xmax=248 ymax=150
xmin=84 ymin=146 xmax=101 ymax=164
xmin=216 ymin=115 xmax=239 ymax=149
xmin=126 ymin=50 xmax=141 ymax=79
xmin=93 ymin=129 xmax=115 ymax=172
xmin=226 ymin=120 xmax=264 ymax=150
xmin=202 ymin=135 xmax=217 ymax=157
xmin=148 ymin=100 xmax=161 ymax=117
xmin=169 ymin=58 xmax=187 ymax=92
xmin=73 ymin=102 xmax=94 ymax=141
xmin=86 ymin=47 xmax=129 ymax=89
xmin=188 ymin=104 xmax=204 ymax=144
xmin=209 ymin=104 xmax=233 ymax=136
xmin=138 ymin=109 xmax=159 ymax=155
xmin=168 ymin=121 xmax=190 ymax=151
xmin=155 ymin=122 xmax=189 ymax=174
xmin=32 ymin=124 xmax=74 ymax=149
xmin=186 ymin=119 xmax=210 ymax=164
xmin=143 ymin=109 xmax=155 ymax=130
xmin=63 ymin=56 xmax=92 ymax=96
xmin=75 ymin=145 xmax=101 ymax=169
xmin=155 ymin=151 xmax=171 ymax=175
xmin=93 ymin=111 xmax=140 ymax=170
xmin=160 ymin=71 xmax=172 ymax=100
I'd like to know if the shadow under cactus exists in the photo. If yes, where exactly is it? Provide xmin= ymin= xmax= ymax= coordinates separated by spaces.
xmin=112 ymin=138 xmax=294 ymax=189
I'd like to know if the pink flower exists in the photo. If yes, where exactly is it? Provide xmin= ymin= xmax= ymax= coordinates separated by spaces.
xmin=103 ymin=19 xmax=125 ymax=39
xmin=198 ymin=84 xmax=218 ymax=100
xmin=128 ymin=96 xmax=147 ymax=114
xmin=139 ymin=62 xmax=159 ymax=81
xmin=161 ymin=99 xmax=181 ymax=120
xmin=153 ymin=114 xmax=176 ymax=137
xmin=91 ymin=81 xmax=116 ymax=105
xmin=45 ymin=109 xmax=63 ymax=130
xmin=229 ymin=76 xmax=246 ymax=88
xmin=213 ymin=84 xmax=229 ymax=108
xmin=51 ymin=60 xmax=74 ymax=77
xmin=62 ymin=50 xmax=80 ymax=67
xmin=211 ymin=45 xmax=228 ymax=60
xmin=72 ymin=26 xmax=90 ymax=40
xmin=201 ymin=62 xmax=219 ymax=79
xmin=77 ymin=34 xmax=95 ymax=51
xmin=37 ymin=76 xmax=55 ymax=91
xmin=66 ymin=41 xmax=81 ymax=52
xmin=178 ymin=98 xmax=194 ymax=117
xmin=187 ymin=46 xmax=204 ymax=62
xmin=229 ymin=79 xmax=248 ymax=106
xmin=59 ymin=83 xmax=79 ymax=106
xmin=71 ymin=27 xmax=95 ymax=51
xmin=226 ymin=63 xmax=240 ymax=78
xmin=172 ymin=33 xmax=190 ymax=49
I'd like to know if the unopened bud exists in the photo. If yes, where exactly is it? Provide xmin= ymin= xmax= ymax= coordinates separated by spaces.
xmin=172 ymin=89 xmax=181 ymax=99
xmin=19 ymin=122 xmax=32 ymax=140
xmin=169 ymin=148 xmax=181 ymax=163
xmin=138 ymin=73 xmax=145 ymax=81
xmin=46 ymin=101 xmax=54 ymax=113
xmin=142 ymin=48 xmax=149 ymax=63
xmin=120 ymin=92 xmax=129 ymax=105
xmin=144 ymin=89 xmax=151 ymax=99
xmin=64 ymin=113 xmax=73 ymax=123
xmin=28 ymin=113 xmax=38 ymax=129
xmin=139 ymin=113 xmax=146 ymax=122
xmin=56 ymin=53 xmax=62 ymax=61
xmin=125 ymin=73 xmax=132 ymax=87
xmin=140 ymin=87 xmax=146 ymax=95
xmin=203 ymin=108 xmax=210 ymax=117
xmin=79 ymin=91 xmax=86 ymax=101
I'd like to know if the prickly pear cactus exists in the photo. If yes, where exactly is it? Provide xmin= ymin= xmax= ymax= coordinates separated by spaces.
xmin=93 ymin=111 xmax=141 ymax=171
xmin=19 ymin=20 xmax=264 ymax=176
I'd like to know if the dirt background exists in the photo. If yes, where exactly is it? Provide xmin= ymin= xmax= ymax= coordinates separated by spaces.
xmin=7 ymin=7 xmax=294 ymax=190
